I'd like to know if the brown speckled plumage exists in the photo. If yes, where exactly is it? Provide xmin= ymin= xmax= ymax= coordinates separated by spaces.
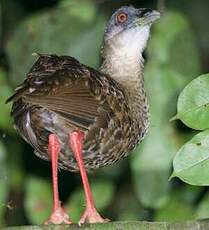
xmin=7 ymin=6 xmax=160 ymax=173
xmin=7 ymin=54 xmax=148 ymax=172
xmin=6 ymin=6 xmax=161 ymax=225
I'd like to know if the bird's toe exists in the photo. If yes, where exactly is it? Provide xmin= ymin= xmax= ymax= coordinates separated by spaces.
xmin=44 ymin=207 xmax=72 ymax=225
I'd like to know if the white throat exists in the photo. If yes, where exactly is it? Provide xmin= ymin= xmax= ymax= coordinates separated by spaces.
xmin=100 ymin=25 xmax=150 ymax=89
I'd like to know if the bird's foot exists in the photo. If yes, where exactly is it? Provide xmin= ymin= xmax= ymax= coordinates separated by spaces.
xmin=79 ymin=206 xmax=109 ymax=225
xmin=44 ymin=207 xmax=72 ymax=225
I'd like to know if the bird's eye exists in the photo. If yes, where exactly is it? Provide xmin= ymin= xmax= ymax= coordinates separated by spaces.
xmin=116 ymin=12 xmax=128 ymax=24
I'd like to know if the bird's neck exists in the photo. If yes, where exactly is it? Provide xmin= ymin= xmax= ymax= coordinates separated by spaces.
xmin=100 ymin=25 xmax=150 ymax=92
xmin=100 ymin=39 xmax=149 ymax=128
xmin=100 ymin=41 xmax=145 ymax=96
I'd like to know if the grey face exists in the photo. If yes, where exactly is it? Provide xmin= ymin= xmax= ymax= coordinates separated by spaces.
xmin=104 ymin=6 xmax=160 ymax=41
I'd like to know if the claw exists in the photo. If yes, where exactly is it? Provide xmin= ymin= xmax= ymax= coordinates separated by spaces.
xmin=44 ymin=207 xmax=72 ymax=225
xmin=79 ymin=206 xmax=109 ymax=225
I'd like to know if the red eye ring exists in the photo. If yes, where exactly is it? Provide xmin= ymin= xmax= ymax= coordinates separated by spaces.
xmin=116 ymin=12 xmax=128 ymax=23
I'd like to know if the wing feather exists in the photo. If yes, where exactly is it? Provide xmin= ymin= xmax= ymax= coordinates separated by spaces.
xmin=8 ymin=55 xmax=101 ymax=131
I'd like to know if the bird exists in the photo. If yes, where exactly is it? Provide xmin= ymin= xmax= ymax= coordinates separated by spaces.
xmin=7 ymin=6 xmax=160 ymax=225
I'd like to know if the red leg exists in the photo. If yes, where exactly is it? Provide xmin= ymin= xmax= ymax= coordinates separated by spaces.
xmin=69 ymin=131 xmax=108 ymax=225
xmin=44 ymin=134 xmax=72 ymax=225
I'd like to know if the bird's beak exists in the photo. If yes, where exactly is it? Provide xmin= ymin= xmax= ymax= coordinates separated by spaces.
xmin=136 ymin=9 xmax=160 ymax=26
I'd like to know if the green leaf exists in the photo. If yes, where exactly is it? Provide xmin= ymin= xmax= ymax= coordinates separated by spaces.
xmin=65 ymin=187 xmax=83 ymax=222
xmin=172 ymin=130 xmax=209 ymax=185
xmin=149 ymin=12 xmax=200 ymax=78
xmin=6 ymin=1 xmax=107 ymax=86
xmin=155 ymin=194 xmax=194 ymax=221
xmin=130 ymin=11 xmax=201 ymax=209
xmin=0 ymin=141 xmax=8 ymax=226
xmin=155 ymin=185 xmax=200 ymax=222
xmin=176 ymin=185 xmax=202 ymax=205
xmin=24 ymin=177 xmax=52 ymax=224
xmin=6 ymin=140 xmax=24 ymax=190
xmin=116 ymin=191 xmax=142 ymax=221
xmin=132 ymin=125 xmax=174 ymax=209
xmin=131 ymin=65 xmax=185 ymax=209
xmin=90 ymin=180 xmax=115 ymax=210
xmin=0 ymin=69 xmax=13 ymax=132
xmin=65 ymin=179 xmax=115 ymax=222
xmin=60 ymin=1 xmax=96 ymax=22
xmin=195 ymin=191 xmax=209 ymax=219
xmin=175 ymin=74 xmax=209 ymax=130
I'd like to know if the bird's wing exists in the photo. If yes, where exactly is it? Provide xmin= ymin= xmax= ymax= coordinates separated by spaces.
xmin=7 ymin=54 xmax=106 ymax=131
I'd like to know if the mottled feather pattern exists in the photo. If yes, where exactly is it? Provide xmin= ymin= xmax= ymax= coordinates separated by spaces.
xmin=7 ymin=54 xmax=148 ymax=172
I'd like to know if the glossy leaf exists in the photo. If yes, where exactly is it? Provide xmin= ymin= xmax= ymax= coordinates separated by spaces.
xmin=172 ymin=130 xmax=209 ymax=185
xmin=24 ymin=177 xmax=52 ymax=224
xmin=131 ymin=11 xmax=201 ymax=209
xmin=174 ymin=74 xmax=209 ymax=130
xmin=3 ymin=2 xmax=206 ymax=225
xmin=130 ymin=10 xmax=202 ymax=209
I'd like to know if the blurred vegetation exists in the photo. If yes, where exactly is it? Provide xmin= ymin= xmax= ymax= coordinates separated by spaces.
xmin=1 ymin=0 xmax=209 ymax=227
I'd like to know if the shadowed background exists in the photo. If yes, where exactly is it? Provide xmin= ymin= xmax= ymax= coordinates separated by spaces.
xmin=0 ymin=0 xmax=209 ymax=227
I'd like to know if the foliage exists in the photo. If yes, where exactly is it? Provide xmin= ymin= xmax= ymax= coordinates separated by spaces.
xmin=131 ymin=11 xmax=200 ymax=209
xmin=65 ymin=179 xmax=115 ymax=222
xmin=172 ymin=74 xmax=209 ymax=185
xmin=24 ymin=177 xmax=52 ymax=224
xmin=195 ymin=191 xmax=209 ymax=219
xmin=0 ymin=69 xmax=13 ymax=133
xmin=6 ymin=1 xmax=106 ymax=86
xmin=173 ymin=74 xmax=209 ymax=130
xmin=1 ymin=0 xmax=209 ymax=227
xmin=0 ymin=141 xmax=8 ymax=227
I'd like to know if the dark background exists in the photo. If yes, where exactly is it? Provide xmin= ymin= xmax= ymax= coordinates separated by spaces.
xmin=1 ymin=0 xmax=209 ymax=227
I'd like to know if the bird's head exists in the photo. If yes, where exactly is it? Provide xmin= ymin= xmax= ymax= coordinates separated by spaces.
xmin=104 ymin=6 xmax=160 ymax=54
